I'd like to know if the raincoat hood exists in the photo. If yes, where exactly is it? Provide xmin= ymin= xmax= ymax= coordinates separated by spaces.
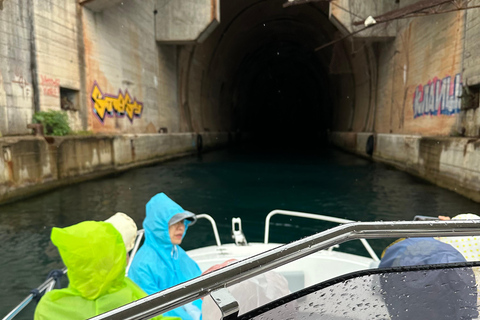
xmin=379 ymin=237 xmax=466 ymax=268
xmin=143 ymin=193 xmax=193 ymax=248
xmin=128 ymin=193 xmax=203 ymax=320
xmin=51 ymin=221 xmax=126 ymax=300
xmin=378 ymin=238 xmax=477 ymax=319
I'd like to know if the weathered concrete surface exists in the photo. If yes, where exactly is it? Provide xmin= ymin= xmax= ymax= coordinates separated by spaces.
xmin=331 ymin=132 xmax=480 ymax=202
xmin=0 ymin=132 xmax=232 ymax=205
xmin=329 ymin=131 xmax=356 ymax=151
xmin=79 ymin=0 xmax=125 ymax=12
xmin=329 ymin=0 xmax=398 ymax=39
xmin=0 ymin=0 xmax=34 ymax=136
xmin=463 ymin=3 xmax=480 ymax=86
xmin=155 ymin=0 xmax=220 ymax=43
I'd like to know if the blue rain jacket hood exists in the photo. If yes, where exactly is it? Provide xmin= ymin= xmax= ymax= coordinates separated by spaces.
xmin=379 ymin=237 xmax=467 ymax=268
xmin=379 ymin=238 xmax=478 ymax=320
xmin=129 ymin=193 xmax=202 ymax=320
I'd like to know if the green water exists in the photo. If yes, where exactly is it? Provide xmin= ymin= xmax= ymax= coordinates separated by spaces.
xmin=2 ymin=145 xmax=480 ymax=318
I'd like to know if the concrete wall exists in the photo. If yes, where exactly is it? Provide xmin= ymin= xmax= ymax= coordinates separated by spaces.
xmin=0 ymin=0 xmax=199 ymax=136
xmin=329 ymin=2 xmax=467 ymax=137
xmin=79 ymin=0 xmax=124 ymax=12
xmin=0 ymin=0 xmax=88 ymax=135
xmin=331 ymin=132 xmax=480 ymax=203
xmin=0 ymin=132 xmax=231 ymax=204
xmin=0 ymin=0 xmax=34 ymax=136
xmin=155 ymin=0 xmax=220 ymax=44
xmin=34 ymin=0 xmax=84 ymax=130
xmin=82 ymin=0 xmax=163 ymax=134
xmin=329 ymin=0 xmax=398 ymax=39
xmin=463 ymin=0 xmax=480 ymax=86
xmin=376 ymin=9 xmax=465 ymax=136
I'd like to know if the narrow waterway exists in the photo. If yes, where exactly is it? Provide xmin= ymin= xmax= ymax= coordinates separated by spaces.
xmin=2 ymin=145 xmax=480 ymax=319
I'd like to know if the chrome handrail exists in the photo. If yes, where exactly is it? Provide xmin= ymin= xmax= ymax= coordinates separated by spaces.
xmin=126 ymin=229 xmax=145 ymax=277
xmin=196 ymin=214 xmax=222 ymax=246
xmin=89 ymin=220 xmax=480 ymax=320
xmin=264 ymin=210 xmax=379 ymax=261
xmin=2 ymin=268 xmax=67 ymax=320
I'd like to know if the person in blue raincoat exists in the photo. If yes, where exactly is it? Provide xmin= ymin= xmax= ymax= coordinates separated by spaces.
xmin=129 ymin=193 xmax=202 ymax=320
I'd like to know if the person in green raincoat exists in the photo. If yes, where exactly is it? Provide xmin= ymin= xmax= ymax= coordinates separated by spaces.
xmin=34 ymin=221 xmax=180 ymax=320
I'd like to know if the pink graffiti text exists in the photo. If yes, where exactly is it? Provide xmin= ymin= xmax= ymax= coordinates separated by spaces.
xmin=40 ymin=75 xmax=60 ymax=97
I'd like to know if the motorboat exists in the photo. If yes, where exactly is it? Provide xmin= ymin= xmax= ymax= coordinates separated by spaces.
xmin=5 ymin=210 xmax=480 ymax=320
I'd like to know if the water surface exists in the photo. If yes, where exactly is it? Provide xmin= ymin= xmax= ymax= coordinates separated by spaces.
xmin=2 ymin=145 xmax=480 ymax=318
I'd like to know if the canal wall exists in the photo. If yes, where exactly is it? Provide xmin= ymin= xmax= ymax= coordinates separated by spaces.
xmin=330 ymin=132 xmax=480 ymax=203
xmin=0 ymin=132 xmax=232 ymax=204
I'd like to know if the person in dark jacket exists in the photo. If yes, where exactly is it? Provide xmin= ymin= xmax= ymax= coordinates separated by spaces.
xmin=379 ymin=237 xmax=478 ymax=320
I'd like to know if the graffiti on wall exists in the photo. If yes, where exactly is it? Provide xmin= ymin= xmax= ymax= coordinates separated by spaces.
xmin=91 ymin=82 xmax=143 ymax=123
xmin=413 ymin=73 xmax=462 ymax=118
xmin=40 ymin=75 xmax=60 ymax=97
xmin=12 ymin=73 xmax=31 ymax=97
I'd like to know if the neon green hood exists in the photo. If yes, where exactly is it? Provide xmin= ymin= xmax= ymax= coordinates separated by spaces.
xmin=34 ymin=221 xmax=181 ymax=320
xmin=51 ymin=221 xmax=126 ymax=300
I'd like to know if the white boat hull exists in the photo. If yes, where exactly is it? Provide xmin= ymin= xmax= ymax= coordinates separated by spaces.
xmin=188 ymin=242 xmax=378 ymax=292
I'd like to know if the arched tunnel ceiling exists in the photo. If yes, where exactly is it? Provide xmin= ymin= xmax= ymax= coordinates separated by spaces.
xmin=180 ymin=0 xmax=350 ymax=141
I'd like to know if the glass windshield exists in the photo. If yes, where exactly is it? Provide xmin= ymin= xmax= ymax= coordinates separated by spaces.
xmin=242 ymin=263 xmax=480 ymax=320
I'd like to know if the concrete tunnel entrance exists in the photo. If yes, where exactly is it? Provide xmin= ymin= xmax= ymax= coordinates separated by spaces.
xmin=235 ymin=41 xmax=331 ymax=141
xmin=176 ymin=0 xmax=346 ymax=147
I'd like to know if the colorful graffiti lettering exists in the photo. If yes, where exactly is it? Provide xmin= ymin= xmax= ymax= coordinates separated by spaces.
xmin=413 ymin=73 xmax=462 ymax=118
xmin=91 ymin=82 xmax=143 ymax=123
xmin=40 ymin=74 xmax=60 ymax=97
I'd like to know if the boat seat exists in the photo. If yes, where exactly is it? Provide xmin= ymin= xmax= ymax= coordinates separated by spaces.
xmin=279 ymin=271 xmax=305 ymax=293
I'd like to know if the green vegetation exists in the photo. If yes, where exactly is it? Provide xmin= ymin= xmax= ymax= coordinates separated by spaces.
xmin=72 ymin=130 xmax=94 ymax=136
xmin=32 ymin=110 xmax=71 ymax=136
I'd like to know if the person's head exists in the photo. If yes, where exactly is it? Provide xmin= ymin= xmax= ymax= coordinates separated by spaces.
xmin=143 ymin=193 xmax=197 ymax=246
xmin=379 ymin=238 xmax=478 ymax=319
xmin=105 ymin=212 xmax=138 ymax=252
xmin=169 ymin=219 xmax=186 ymax=245
xmin=51 ymin=221 xmax=126 ymax=300
xmin=167 ymin=209 xmax=196 ymax=245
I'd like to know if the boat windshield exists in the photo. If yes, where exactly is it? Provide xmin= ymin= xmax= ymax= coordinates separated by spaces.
xmin=240 ymin=262 xmax=480 ymax=320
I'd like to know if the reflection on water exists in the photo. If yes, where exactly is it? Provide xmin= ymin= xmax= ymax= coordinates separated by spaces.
xmin=1 ymin=145 xmax=480 ymax=318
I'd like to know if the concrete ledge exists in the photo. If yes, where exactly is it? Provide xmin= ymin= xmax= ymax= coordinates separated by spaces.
xmin=330 ymin=131 xmax=480 ymax=203
xmin=0 ymin=132 xmax=234 ymax=205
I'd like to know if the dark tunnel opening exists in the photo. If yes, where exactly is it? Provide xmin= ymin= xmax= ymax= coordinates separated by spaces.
xmin=234 ymin=40 xmax=333 ymax=148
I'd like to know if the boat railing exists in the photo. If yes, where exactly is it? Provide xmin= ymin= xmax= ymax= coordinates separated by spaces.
xmin=196 ymin=214 xmax=222 ymax=247
xmin=264 ymin=209 xmax=380 ymax=261
xmin=89 ymin=219 xmax=480 ymax=320
xmin=2 ymin=268 xmax=67 ymax=320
